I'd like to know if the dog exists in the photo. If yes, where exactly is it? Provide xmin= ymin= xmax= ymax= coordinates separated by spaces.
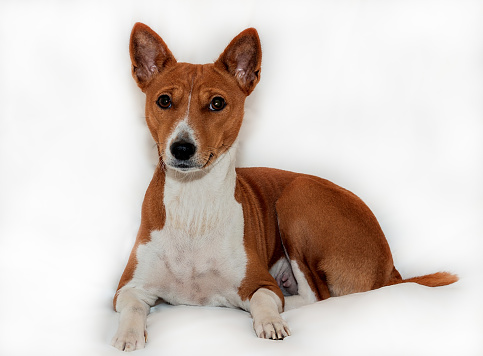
xmin=111 ymin=23 xmax=458 ymax=351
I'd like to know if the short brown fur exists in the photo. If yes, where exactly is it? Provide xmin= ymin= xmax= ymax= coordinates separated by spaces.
xmin=115 ymin=21 xmax=458 ymax=312
xmin=112 ymin=23 xmax=458 ymax=350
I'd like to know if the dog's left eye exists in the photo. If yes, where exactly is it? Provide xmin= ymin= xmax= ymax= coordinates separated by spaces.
xmin=209 ymin=97 xmax=225 ymax=111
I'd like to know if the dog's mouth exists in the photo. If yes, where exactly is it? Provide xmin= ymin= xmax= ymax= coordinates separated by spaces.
xmin=166 ymin=153 xmax=215 ymax=173
xmin=168 ymin=161 xmax=200 ymax=172
xmin=173 ymin=162 xmax=194 ymax=170
xmin=203 ymin=153 xmax=215 ymax=168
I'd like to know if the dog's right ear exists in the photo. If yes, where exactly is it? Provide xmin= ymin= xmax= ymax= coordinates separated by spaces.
xmin=129 ymin=23 xmax=176 ymax=91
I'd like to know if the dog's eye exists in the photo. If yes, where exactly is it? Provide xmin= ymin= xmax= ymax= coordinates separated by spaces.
xmin=157 ymin=94 xmax=172 ymax=109
xmin=209 ymin=97 xmax=225 ymax=111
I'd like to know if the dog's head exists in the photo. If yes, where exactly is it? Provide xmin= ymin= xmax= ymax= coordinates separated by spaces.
xmin=129 ymin=23 xmax=261 ymax=173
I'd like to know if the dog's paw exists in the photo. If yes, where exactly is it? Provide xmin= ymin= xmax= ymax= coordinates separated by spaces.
xmin=253 ymin=316 xmax=291 ymax=340
xmin=111 ymin=327 xmax=147 ymax=352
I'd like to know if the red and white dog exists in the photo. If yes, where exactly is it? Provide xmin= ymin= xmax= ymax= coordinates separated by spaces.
xmin=112 ymin=23 xmax=458 ymax=351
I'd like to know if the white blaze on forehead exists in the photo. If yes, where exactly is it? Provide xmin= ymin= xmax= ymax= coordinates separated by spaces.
xmin=186 ymin=91 xmax=192 ymax=115
xmin=172 ymin=118 xmax=195 ymax=141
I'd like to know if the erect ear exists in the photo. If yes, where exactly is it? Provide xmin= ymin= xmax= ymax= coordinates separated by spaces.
xmin=215 ymin=28 xmax=262 ymax=95
xmin=129 ymin=22 xmax=176 ymax=91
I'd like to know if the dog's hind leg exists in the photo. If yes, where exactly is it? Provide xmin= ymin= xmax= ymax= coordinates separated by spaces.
xmin=282 ymin=259 xmax=323 ymax=310
xmin=276 ymin=176 xmax=395 ymax=303
xmin=269 ymin=257 xmax=317 ymax=310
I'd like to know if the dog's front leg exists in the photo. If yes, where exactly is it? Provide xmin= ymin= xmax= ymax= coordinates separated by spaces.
xmin=112 ymin=288 xmax=152 ymax=352
xmin=250 ymin=288 xmax=291 ymax=340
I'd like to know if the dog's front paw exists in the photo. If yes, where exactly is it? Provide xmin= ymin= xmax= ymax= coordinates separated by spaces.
xmin=111 ymin=327 xmax=147 ymax=352
xmin=253 ymin=316 xmax=291 ymax=340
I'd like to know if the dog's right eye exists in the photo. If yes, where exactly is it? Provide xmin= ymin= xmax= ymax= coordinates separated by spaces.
xmin=157 ymin=95 xmax=172 ymax=109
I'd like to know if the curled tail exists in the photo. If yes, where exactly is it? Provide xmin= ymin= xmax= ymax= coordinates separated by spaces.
xmin=386 ymin=268 xmax=459 ymax=287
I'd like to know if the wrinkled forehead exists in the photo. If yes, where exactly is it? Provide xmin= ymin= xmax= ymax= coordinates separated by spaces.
xmin=148 ymin=63 xmax=240 ymax=96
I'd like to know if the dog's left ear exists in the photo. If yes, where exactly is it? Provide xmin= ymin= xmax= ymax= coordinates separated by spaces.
xmin=215 ymin=28 xmax=262 ymax=95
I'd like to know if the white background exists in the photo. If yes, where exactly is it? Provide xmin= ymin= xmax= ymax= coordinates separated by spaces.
xmin=0 ymin=1 xmax=482 ymax=355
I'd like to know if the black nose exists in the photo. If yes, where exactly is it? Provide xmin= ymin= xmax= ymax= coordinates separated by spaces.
xmin=170 ymin=140 xmax=196 ymax=161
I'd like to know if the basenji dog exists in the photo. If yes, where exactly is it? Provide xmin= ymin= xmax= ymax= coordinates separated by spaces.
xmin=112 ymin=23 xmax=458 ymax=351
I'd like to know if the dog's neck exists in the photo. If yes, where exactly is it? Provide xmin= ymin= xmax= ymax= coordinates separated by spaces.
xmin=162 ymin=142 xmax=239 ymax=236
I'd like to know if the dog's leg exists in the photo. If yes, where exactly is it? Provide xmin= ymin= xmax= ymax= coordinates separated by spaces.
xmin=283 ymin=260 xmax=320 ymax=310
xmin=249 ymin=288 xmax=291 ymax=340
xmin=112 ymin=288 xmax=154 ymax=352
xmin=276 ymin=176 xmax=395 ymax=300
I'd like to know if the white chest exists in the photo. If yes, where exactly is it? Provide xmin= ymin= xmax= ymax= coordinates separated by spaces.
xmin=133 ymin=218 xmax=246 ymax=308
xmin=128 ymin=150 xmax=249 ymax=309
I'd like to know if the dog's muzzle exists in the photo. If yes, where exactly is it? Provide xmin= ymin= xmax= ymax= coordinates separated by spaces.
xmin=167 ymin=139 xmax=200 ymax=171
